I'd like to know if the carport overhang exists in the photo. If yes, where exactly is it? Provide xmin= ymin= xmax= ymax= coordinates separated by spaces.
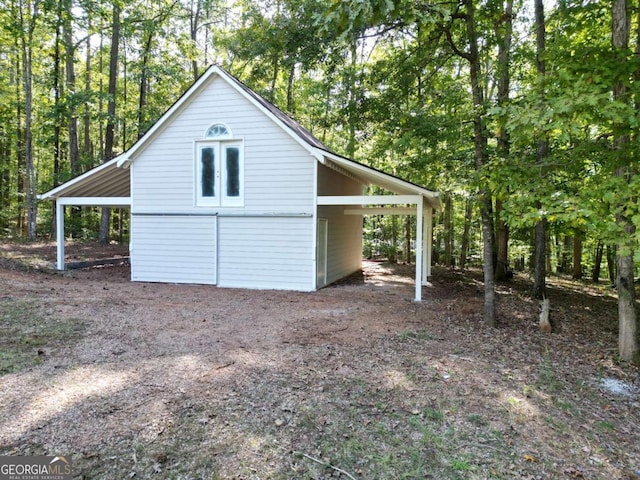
xmin=317 ymin=195 xmax=434 ymax=302
xmin=315 ymin=149 xmax=441 ymax=302
xmin=38 ymin=156 xmax=131 ymax=270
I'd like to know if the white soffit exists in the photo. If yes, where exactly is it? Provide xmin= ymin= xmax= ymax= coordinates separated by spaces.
xmin=39 ymin=156 xmax=130 ymax=200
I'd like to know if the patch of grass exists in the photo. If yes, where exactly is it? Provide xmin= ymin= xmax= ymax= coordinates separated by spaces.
xmin=424 ymin=407 xmax=445 ymax=423
xmin=398 ymin=329 xmax=432 ymax=341
xmin=0 ymin=299 xmax=85 ymax=375
xmin=595 ymin=421 xmax=615 ymax=432
xmin=554 ymin=397 xmax=578 ymax=414
xmin=467 ymin=413 xmax=488 ymax=426
xmin=450 ymin=455 xmax=472 ymax=471
xmin=537 ymin=351 xmax=562 ymax=393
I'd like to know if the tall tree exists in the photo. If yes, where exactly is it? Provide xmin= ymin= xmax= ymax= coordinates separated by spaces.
xmin=494 ymin=0 xmax=513 ymax=281
xmin=99 ymin=1 xmax=120 ymax=244
xmin=14 ymin=0 xmax=41 ymax=240
xmin=50 ymin=0 xmax=63 ymax=238
xmin=445 ymin=0 xmax=497 ymax=325
xmin=611 ymin=0 xmax=638 ymax=362
xmin=532 ymin=0 xmax=548 ymax=299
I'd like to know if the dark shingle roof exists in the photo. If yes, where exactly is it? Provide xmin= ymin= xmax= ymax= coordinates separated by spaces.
xmin=222 ymin=68 xmax=328 ymax=150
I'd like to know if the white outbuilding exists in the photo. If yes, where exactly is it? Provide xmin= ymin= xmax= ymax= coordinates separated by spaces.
xmin=40 ymin=66 xmax=440 ymax=300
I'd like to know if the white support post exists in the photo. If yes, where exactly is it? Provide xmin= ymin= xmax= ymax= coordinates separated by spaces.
xmin=415 ymin=199 xmax=423 ymax=301
xmin=56 ymin=199 xmax=65 ymax=270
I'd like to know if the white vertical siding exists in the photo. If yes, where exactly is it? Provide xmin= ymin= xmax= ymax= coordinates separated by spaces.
xmin=131 ymin=215 xmax=217 ymax=284
xmin=317 ymin=164 xmax=364 ymax=284
xmin=217 ymin=216 xmax=314 ymax=291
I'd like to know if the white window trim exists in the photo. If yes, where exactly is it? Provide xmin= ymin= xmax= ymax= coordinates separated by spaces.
xmin=195 ymin=139 xmax=244 ymax=207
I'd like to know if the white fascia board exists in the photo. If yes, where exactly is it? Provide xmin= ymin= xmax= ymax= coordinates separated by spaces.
xmin=39 ymin=156 xmax=123 ymax=200
xmin=57 ymin=197 xmax=131 ymax=206
xmin=317 ymin=195 xmax=422 ymax=206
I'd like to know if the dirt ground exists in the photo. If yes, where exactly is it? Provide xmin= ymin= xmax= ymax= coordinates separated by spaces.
xmin=0 ymin=241 xmax=639 ymax=479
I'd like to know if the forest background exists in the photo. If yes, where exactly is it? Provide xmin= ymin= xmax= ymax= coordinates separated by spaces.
xmin=1 ymin=0 xmax=639 ymax=359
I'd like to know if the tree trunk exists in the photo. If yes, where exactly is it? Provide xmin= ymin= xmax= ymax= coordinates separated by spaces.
xmin=433 ymin=210 xmax=444 ymax=264
xmin=51 ymin=2 xmax=62 ymax=239
xmin=560 ymin=235 xmax=571 ymax=273
xmin=494 ymin=0 xmax=513 ymax=281
xmin=592 ymin=240 xmax=603 ymax=283
xmin=612 ymin=0 xmax=638 ymax=362
xmin=390 ymin=215 xmax=397 ymax=263
xmin=532 ymin=0 xmax=547 ymax=299
xmin=98 ymin=13 xmax=104 ymax=164
xmin=459 ymin=196 xmax=472 ymax=269
xmin=0 ymin=127 xmax=10 ymax=231
xmin=13 ymin=37 xmax=25 ymax=237
xmin=346 ymin=37 xmax=358 ymax=159
xmin=533 ymin=219 xmax=547 ymax=298
xmin=64 ymin=4 xmax=78 ymax=176
xmin=443 ymin=193 xmax=453 ymax=267
xmin=606 ymin=244 xmax=616 ymax=284
xmin=20 ymin=1 xmax=39 ymax=241
xmin=100 ymin=2 xmax=120 ymax=244
xmin=286 ymin=62 xmax=295 ymax=113
xmin=64 ymin=0 xmax=80 ymax=237
xmin=269 ymin=54 xmax=279 ymax=103
xmin=464 ymin=0 xmax=496 ymax=326
xmin=404 ymin=216 xmax=411 ymax=264
xmin=190 ymin=0 xmax=201 ymax=81
xmin=545 ymin=234 xmax=552 ymax=273
xmin=495 ymin=199 xmax=509 ymax=280
xmin=83 ymin=12 xmax=92 ymax=164
xmin=137 ymin=31 xmax=153 ymax=139
xmin=572 ymin=233 xmax=582 ymax=280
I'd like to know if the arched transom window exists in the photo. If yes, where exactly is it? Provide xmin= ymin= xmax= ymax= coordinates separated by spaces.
xmin=205 ymin=123 xmax=232 ymax=139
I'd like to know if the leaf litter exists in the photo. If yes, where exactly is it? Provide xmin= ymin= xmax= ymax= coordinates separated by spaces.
xmin=0 ymin=241 xmax=639 ymax=479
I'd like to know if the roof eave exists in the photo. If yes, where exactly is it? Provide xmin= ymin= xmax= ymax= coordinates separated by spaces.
xmin=314 ymin=148 xmax=441 ymax=210
xmin=39 ymin=155 xmax=124 ymax=200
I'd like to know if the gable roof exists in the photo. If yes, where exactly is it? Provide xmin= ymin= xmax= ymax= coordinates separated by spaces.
xmin=115 ymin=65 xmax=328 ymax=168
xmin=41 ymin=65 xmax=440 ymax=209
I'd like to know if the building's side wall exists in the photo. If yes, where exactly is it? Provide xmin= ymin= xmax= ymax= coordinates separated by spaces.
xmin=317 ymin=164 xmax=364 ymax=285
xmin=129 ymin=75 xmax=315 ymax=287
xmin=131 ymin=215 xmax=217 ymax=284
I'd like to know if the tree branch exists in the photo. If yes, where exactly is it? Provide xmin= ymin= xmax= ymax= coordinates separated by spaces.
xmin=442 ymin=24 xmax=471 ymax=60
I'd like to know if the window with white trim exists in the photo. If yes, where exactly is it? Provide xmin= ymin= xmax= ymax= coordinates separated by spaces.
xmin=196 ymin=124 xmax=243 ymax=206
